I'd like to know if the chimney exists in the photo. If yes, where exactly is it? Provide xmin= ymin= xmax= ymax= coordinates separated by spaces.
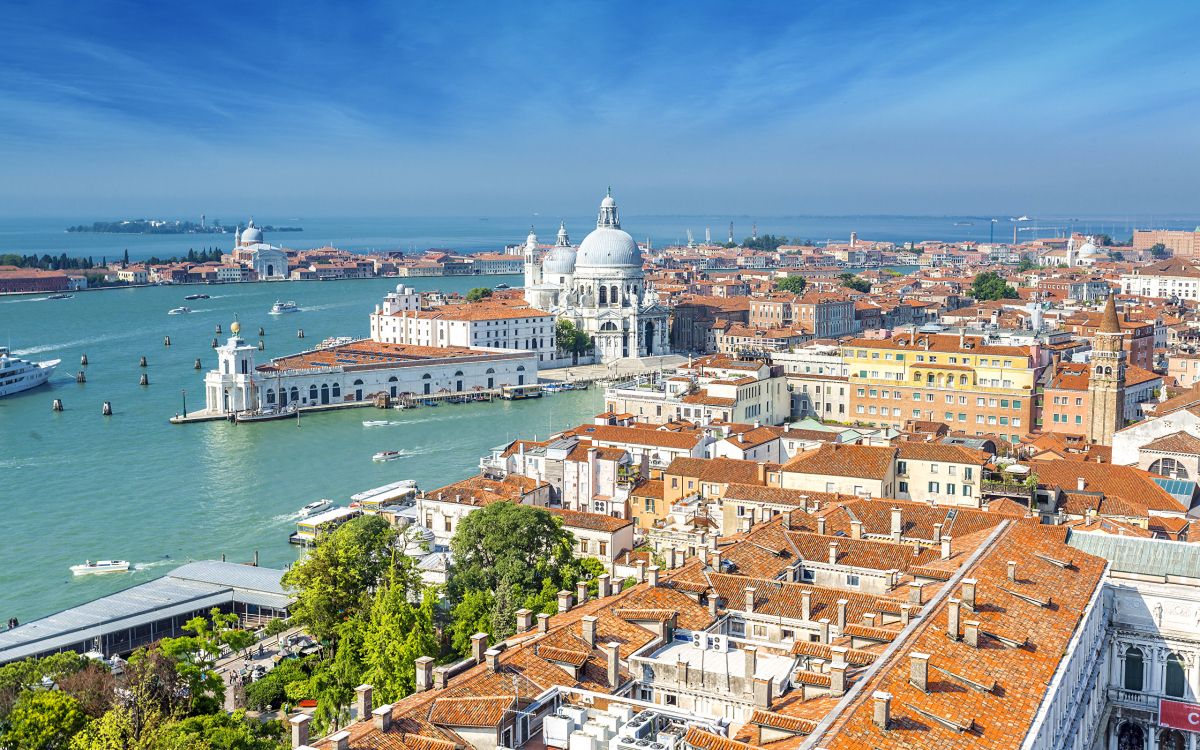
xmin=947 ymin=598 xmax=961 ymax=641
xmin=964 ymin=620 xmax=980 ymax=648
xmin=830 ymin=645 xmax=848 ymax=668
xmin=782 ymin=510 xmax=793 ymax=530
xmin=830 ymin=662 xmax=847 ymax=695
xmin=743 ymin=646 xmax=758 ymax=684
xmin=802 ymin=590 xmax=813 ymax=621
xmin=471 ymin=633 xmax=488 ymax=664
xmin=836 ymin=599 xmax=848 ymax=632
xmin=961 ymin=578 xmax=977 ymax=611
xmin=648 ymin=565 xmax=660 ymax=587
xmin=331 ymin=731 xmax=350 ymax=750
xmin=908 ymin=581 xmax=924 ymax=604
xmin=863 ymin=613 xmax=877 ymax=628
xmin=537 ymin=613 xmax=551 ymax=633
xmin=817 ymin=516 xmax=827 ymax=535
xmin=872 ymin=691 xmax=892 ymax=729
xmin=910 ymin=652 xmax=930 ymax=692
xmin=598 ymin=573 xmax=611 ymax=597
xmin=850 ymin=520 xmax=863 ymax=539
xmin=1077 ymin=477 xmax=1086 ymax=491
xmin=582 ymin=615 xmax=598 ymax=649
xmin=707 ymin=590 xmax=721 ymax=618
xmin=485 ymin=648 xmax=501 ymax=672
xmin=667 ymin=547 xmax=678 ymax=569
xmin=900 ymin=603 xmax=912 ymax=626
xmin=414 ymin=656 xmax=434 ymax=692
xmin=890 ymin=507 xmax=903 ymax=541
xmin=676 ymin=656 xmax=689 ymax=687
xmin=710 ymin=550 xmax=723 ymax=571
xmin=757 ymin=462 xmax=768 ymax=484
xmin=753 ymin=677 xmax=773 ymax=709
xmin=932 ymin=523 xmax=943 ymax=543
xmin=605 ymin=642 xmax=620 ymax=688
xmin=557 ymin=590 xmax=574 ymax=613
xmin=290 ymin=714 xmax=311 ymax=749
xmin=576 ymin=580 xmax=588 ymax=604
xmin=745 ymin=587 xmax=756 ymax=613
xmin=1007 ymin=560 xmax=1017 ymax=581
xmin=941 ymin=536 xmax=953 ymax=559
xmin=516 ymin=608 xmax=534 ymax=633
xmin=372 ymin=704 xmax=393 ymax=732
xmin=635 ymin=560 xmax=647 ymax=582
xmin=818 ymin=618 xmax=830 ymax=643
xmin=355 ymin=684 xmax=373 ymax=719
xmin=828 ymin=541 xmax=839 ymax=565
xmin=433 ymin=667 xmax=448 ymax=690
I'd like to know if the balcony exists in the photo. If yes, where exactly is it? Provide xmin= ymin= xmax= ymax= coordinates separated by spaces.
xmin=982 ymin=479 xmax=1034 ymax=499
xmin=1106 ymin=686 xmax=1159 ymax=710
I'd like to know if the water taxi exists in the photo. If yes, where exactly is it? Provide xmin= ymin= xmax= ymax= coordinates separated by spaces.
xmin=269 ymin=300 xmax=299 ymax=315
xmin=362 ymin=420 xmax=391 ymax=427
xmin=184 ymin=293 xmax=210 ymax=300
xmin=0 ymin=347 xmax=60 ymax=398
xmin=372 ymin=450 xmax=403 ymax=462
xmin=167 ymin=306 xmax=191 ymax=315
xmin=494 ymin=283 xmax=510 ymax=290
xmin=298 ymin=499 xmax=333 ymax=517
xmin=70 ymin=560 xmax=131 ymax=575
xmin=46 ymin=293 xmax=74 ymax=300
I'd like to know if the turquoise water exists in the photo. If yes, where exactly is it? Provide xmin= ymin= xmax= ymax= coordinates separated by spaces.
xmin=0 ymin=274 xmax=602 ymax=624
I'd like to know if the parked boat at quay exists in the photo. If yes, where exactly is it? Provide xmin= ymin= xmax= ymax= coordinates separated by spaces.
xmin=289 ymin=507 xmax=361 ymax=546
xmin=348 ymin=480 xmax=418 ymax=512
xmin=0 ymin=347 xmax=59 ymax=397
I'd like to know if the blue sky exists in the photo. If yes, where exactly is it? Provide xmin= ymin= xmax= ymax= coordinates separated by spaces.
xmin=1 ymin=0 xmax=1197 ymax=217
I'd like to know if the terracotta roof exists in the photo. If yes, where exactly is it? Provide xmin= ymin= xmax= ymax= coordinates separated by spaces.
xmin=1142 ymin=430 xmax=1200 ymax=455
xmin=841 ymin=335 xmax=1030 ymax=358
xmin=547 ymin=508 xmax=633 ymax=533
xmin=427 ymin=696 xmax=514 ymax=727
xmin=568 ymin=424 xmax=703 ymax=450
xmin=1031 ymin=459 xmax=1187 ymax=514
xmin=896 ymin=442 xmax=990 ymax=464
xmin=665 ymin=457 xmax=777 ymax=485
xmin=783 ymin=444 xmax=896 ymax=481
xmin=722 ymin=484 xmax=842 ymax=508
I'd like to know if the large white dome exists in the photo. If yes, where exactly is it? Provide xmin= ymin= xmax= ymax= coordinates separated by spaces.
xmin=575 ymin=190 xmax=641 ymax=268
xmin=543 ymin=244 xmax=577 ymax=275
xmin=241 ymin=220 xmax=263 ymax=245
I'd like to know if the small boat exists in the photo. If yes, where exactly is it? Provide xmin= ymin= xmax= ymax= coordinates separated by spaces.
xmin=393 ymin=403 xmax=412 ymax=410
xmin=269 ymin=300 xmax=299 ymax=315
xmin=494 ymin=283 xmax=510 ymax=290
xmin=372 ymin=450 xmax=403 ymax=462
xmin=299 ymin=499 xmax=332 ymax=517
xmin=168 ymin=306 xmax=191 ymax=315
xmin=362 ymin=420 xmax=390 ymax=427
xmin=184 ymin=293 xmax=210 ymax=301
xmin=46 ymin=293 xmax=74 ymax=300
xmin=71 ymin=560 xmax=130 ymax=575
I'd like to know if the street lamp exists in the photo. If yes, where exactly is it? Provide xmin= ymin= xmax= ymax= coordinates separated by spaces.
xmin=181 ymin=389 xmax=188 ymax=419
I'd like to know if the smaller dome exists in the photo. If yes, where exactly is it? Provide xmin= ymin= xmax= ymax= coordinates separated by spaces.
xmin=1077 ymin=242 xmax=1098 ymax=257
xmin=241 ymin=219 xmax=263 ymax=245
xmin=543 ymin=245 xmax=577 ymax=276
xmin=601 ymin=195 xmax=616 ymax=208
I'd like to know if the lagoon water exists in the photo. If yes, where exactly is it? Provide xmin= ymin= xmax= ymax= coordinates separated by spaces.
xmin=0 ymin=273 xmax=607 ymax=624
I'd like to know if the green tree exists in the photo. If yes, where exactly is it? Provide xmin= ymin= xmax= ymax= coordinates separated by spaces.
xmin=447 ymin=589 xmax=497 ymax=656
xmin=838 ymin=273 xmax=871 ymax=293
xmin=159 ymin=609 xmax=255 ymax=715
xmin=361 ymin=581 xmax=440 ymax=703
xmin=282 ymin=515 xmax=397 ymax=642
xmin=1016 ymin=258 xmax=1039 ymax=272
xmin=0 ymin=652 xmax=88 ymax=718
xmin=970 ymin=271 xmax=1019 ymax=301
xmin=466 ymin=287 xmax=493 ymax=302
xmin=1 ymin=690 xmax=88 ymax=750
xmin=1149 ymin=243 xmax=1169 ymax=259
xmin=263 ymin=618 xmax=289 ymax=638
xmin=774 ymin=276 xmax=806 ymax=294
xmin=555 ymin=319 xmax=593 ymax=364
xmin=155 ymin=711 xmax=286 ymax=750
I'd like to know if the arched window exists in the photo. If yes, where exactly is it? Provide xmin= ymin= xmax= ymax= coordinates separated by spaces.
xmin=599 ymin=286 xmax=607 ymax=305
xmin=960 ymin=374 xmax=968 ymax=385
xmin=454 ymin=370 xmax=464 ymax=377
xmin=1159 ymin=729 xmax=1186 ymax=750
xmin=353 ymin=379 xmax=364 ymax=385
xmin=289 ymin=386 xmax=299 ymax=403
xmin=266 ymin=388 xmax=275 ymax=404
xmin=1124 ymin=647 xmax=1145 ymax=691
xmin=601 ymin=321 xmax=618 ymax=332
xmin=611 ymin=285 xmax=618 ymax=305
xmin=388 ymin=376 xmax=398 ymax=382
xmin=308 ymin=384 xmax=318 ymax=401
xmin=1149 ymin=458 xmax=1188 ymax=479
xmin=1117 ymin=723 xmax=1145 ymax=750
xmin=1165 ymin=653 xmax=1187 ymax=698
xmin=422 ymin=373 xmax=432 ymax=380
xmin=913 ymin=371 xmax=922 ymax=382
xmin=486 ymin=368 xmax=495 ymax=374
xmin=517 ymin=365 xmax=525 ymax=371
xmin=332 ymin=383 xmax=341 ymax=397
xmin=926 ymin=373 xmax=934 ymax=384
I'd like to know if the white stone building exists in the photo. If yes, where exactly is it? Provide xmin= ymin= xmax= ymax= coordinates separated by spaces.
xmin=523 ymin=191 xmax=670 ymax=363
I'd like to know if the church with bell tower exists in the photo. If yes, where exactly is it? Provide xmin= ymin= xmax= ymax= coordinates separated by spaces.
xmin=1086 ymin=295 xmax=1126 ymax=446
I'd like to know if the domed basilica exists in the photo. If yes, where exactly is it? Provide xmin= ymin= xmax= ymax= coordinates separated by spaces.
xmin=524 ymin=191 xmax=669 ymax=363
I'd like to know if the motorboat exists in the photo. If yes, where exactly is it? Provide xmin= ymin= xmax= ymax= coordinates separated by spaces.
xmin=184 ymin=293 xmax=210 ymax=301
xmin=232 ymin=404 xmax=296 ymax=422
xmin=362 ymin=420 xmax=391 ymax=427
xmin=299 ymin=499 xmax=333 ymax=517
xmin=372 ymin=450 xmax=404 ymax=462
xmin=269 ymin=300 xmax=299 ymax=315
xmin=46 ymin=293 xmax=74 ymax=300
xmin=70 ymin=560 xmax=130 ymax=575
xmin=0 ymin=347 xmax=59 ymax=397
xmin=168 ymin=306 xmax=191 ymax=315
xmin=494 ymin=283 xmax=510 ymax=290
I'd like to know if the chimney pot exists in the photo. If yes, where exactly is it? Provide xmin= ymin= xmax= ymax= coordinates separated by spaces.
xmin=932 ymin=523 xmax=943 ymax=543
xmin=1077 ymin=477 xmax=1086 ymax=491
xmin=331 ymin=731 xmax=350 ymax=750
xmin=598 ymin=573 xmax=611 ymax=597
xmin=707 ymin=589 xmax=721 ymax=618
xmin=836 ymin=599 xmax=848 ymax=632
xmin=872 ymin=691 xmax=892 ymax=729
xmin=782 ymin=510 xmax=793 ymax=530
xmin=743 ymin=646 xmax=758 ymax=685
xmin=964 ymin=619 xmax=980 ymax=648
xmin=433 ymin=667 xmax=448 ymax=691
xmin=890 ymin=507 xmax=903 ymax=541
xmin=961 ymin=578 xmax=977 ymax=611
xmin=290 ymin=714 xmax=311 ymax=749
xmin=828 ymin=541 xmax=839 ymax=565
xmin=710 ymin=550 xmax=723 ymax=571
xmin=372 ymin=704 xmax=393 ymax=732
xmin=941 ymin=535 xmax=953 ymax=559
xmin=635 ymin=560 xmax=647 ymax=582
xmin=667 ymin=547 xmax=679 ymax=569
xmin=801 ymin=589 xmax=812 ymax=621
xmin=516 ymin=608 xmax=534 ymax=633
xmin=537 ymin=612 xmax=551 ymax=633
xmin=745 ymin=587 xmax=756 ymax=613
xmin=1007 ymin=560 xmax=1017 ymax=581
xmin=582 ymin=615 xmax=598 ymax=648
xmin=818 ymin=618 xmax=830 ymax=644
xmin=947 ymin=598 xmax=961 ymax=641
xmin=485 ymin=648 xmax=501 ymax=672
xmin=471 ymin=633 xmax=488 ymax=664
xmin=850 ymin=520 xmax=863 ymax=539
xmin=910 ymin=652 xmax=930 ymax=692
xmin=605 ymin=642 xmax=621 ymax=688
xmin=830 ymin=662 xmax=847 ymax=695
xmin=817 ymin=516 xmax=827 ymax=535
xmin=414 ymin=656 xmax=434 ymax=692
xmin=900 ymin=603 xmax=913 ymax=626
xmin=648 ymin=565 xmax=660 ymax=587
xmin=557 ymin=590 xmax=574 ymax=613
xmin=576 ymin=580 xmax=589 ymax=603
xmin=355 ymin=683 xmax=373 ymax=719
xmin=908 ymin=581 xmax=924 ymax=604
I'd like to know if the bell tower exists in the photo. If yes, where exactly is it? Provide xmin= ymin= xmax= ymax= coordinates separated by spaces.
xmin=1086 ymin=295 xmax=1126 ymax=445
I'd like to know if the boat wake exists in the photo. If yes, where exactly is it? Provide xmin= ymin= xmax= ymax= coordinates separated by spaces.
xmin=132 ymin=560 xmax=174 ymax=572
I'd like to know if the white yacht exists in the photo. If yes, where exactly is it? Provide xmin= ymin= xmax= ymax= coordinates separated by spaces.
xmin=0 ymin=347 xmax=60 ymax=397
xmin=269 ymin=300 xmax=299 ymax=315
xmin=299 ymin=499 xmax=333 ymax=517
xmin=168 ymin=306 xmax=191 ymax=315
xmin=70 ymin=560 xmax=131 ymax=575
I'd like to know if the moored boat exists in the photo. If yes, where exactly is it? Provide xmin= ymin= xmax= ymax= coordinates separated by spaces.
xmin=70 ymin=560 xmax=130 ymax=575
xmin=0 ymin=347 xmax=60 ymax=398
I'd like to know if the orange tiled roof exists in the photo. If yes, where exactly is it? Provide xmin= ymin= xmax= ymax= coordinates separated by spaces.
xmin=783 ymin=444 xmax=896 ymax=481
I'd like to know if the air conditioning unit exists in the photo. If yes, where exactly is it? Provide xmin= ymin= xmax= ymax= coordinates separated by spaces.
xmin=562 ymin=706 xmax=590 ymax=725
xmin=708 ymin=635 xmax=729 ymax=653
xmin=544 ymin=715 xmax=576 ymax=748
xmin=609 ymin=705 xmax=634 ymax=724
xmin=656 ymin=733 xmax=680 ymax=750
xmin=691 ymin=631 xmax=705 ymax=648
xmin=570 ymin=731 xmax=598 ymax=750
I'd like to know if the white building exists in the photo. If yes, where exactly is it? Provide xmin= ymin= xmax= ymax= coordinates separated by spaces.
xmin=524 ymin=191 xmax=670 ymax=363
xmin=204 ymin=322 xmax=258 ymax=414
xmin=1120 ymin=258 xmax=1200 ymax=301
xmin=234 ymin=219 xmax=289 ymax=280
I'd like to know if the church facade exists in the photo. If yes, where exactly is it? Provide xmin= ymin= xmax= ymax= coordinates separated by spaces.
xmin=523 ymin=191 xmax=670 ymax=363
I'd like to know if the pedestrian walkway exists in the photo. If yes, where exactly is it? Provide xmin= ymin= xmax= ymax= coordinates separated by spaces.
xmin=215 ymin=626 xmax=308 ymax=712
xmin=539 ymin=354 xmax=686 ymax=384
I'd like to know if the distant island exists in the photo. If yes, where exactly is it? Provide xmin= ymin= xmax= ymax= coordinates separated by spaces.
xmin=67 ymin=219 xmax=302 ymax=234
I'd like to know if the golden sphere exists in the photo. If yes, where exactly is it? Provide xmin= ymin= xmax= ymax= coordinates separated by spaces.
xmin=230 ymin=321 xmax=241 ymax=335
